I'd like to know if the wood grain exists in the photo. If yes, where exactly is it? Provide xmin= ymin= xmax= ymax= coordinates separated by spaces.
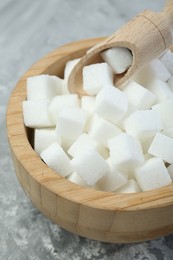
xmin=6 ymin=38 xmax=173 ymax=243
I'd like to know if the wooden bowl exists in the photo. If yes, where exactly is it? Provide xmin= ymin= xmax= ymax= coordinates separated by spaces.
xmin=6 ymin=38 xmax=173 ymax=243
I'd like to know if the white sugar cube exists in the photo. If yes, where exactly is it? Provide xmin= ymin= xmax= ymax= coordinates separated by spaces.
xmin=149 ymin=59 xmax=171 ymax=82
xmin=132 ymin=59 xmax=171 ymax=86
xmin=34 ymin=128 xmax=61 ymax=154
xmin=67 ymin=133 xmax=98 ymax=157
xmin=95 ymin=85 xmax=128 ymax=123
xmin=162 ymin=127 xmax=173 ymax=139
xmin=160 ymin=49 xmax=173 ymax=74
xmin=167 ymin=164 xmax=173 ymax=181
xmin=152 ymin=98 xmax=173 ymax=129
xmin=64 ymin=58 xmax=80 ymax=80
xmin=167 ymin=75 xmax=173 ymax=91
xmin=144 ymin=59 xmax=171 ymax=82
xmin=50 ymin=75 xmax=64 ymax=95
xmin=71 ymin=148 xmax=109 ymax=185
xmin=83 ymin=63 xmax=113 ymax=95
xmin=49 ymin=94 xmax=79 ymax=124
xmin=122 ymin=80 xmax=156 ymax=109
xmin=40 ymin=143 xmax=73 ymax=177
xmin=23 ymin=100 xmax=53 ymax=128
xmin=88 ymin=115 xmax=122 ymax=147
xmin=142 ymin=137 xmax=154 ymax=154
xmin=27 ymin=75 xmax=58 ymax=101
xmin=97 ymin=145 xmax=110 ymax=159
xmin=81 ymin=96 xmax=96 ymax=113
xmin=61 ymin=79 xmax=70 ymax=94
xmin=148 ymin=133 xmax=173 ymax=164
xmin=101 ymin=47 xmax=133 ymax=74
xmin=146 ymin=79 xmax=173 ymax=103
xmin=144 ymin=153 xmax=153 ymax=160
xmin=56 ymin=106 xmax=88 ymax=140
xmin=97 ymin=159 xmax=128 ymax=191
xmin=67 ymin=172 xmax=89 ymax=187
xmin=108 ymin=133 xmax=144 ymax=172
xmin=61 ymin=137 xmax=74 ymax=152
xmin=115 ymin=179 xmax=141 ymax=193
xmin=124 ymin=110 xmax=162 ymax=142
xmin=84 ymin=113 xmax=102 ymax=131
xmin=117 ymin=103 xmax=137 ymax=130
xmin=134 ymin=157 xmax=172 ymax=191
xmin=83 ymin=116 xmax=93 ymax=133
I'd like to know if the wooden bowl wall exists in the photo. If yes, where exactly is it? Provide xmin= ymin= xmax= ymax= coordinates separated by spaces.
xmin=6 ymin=38 xmax=173 ymax=243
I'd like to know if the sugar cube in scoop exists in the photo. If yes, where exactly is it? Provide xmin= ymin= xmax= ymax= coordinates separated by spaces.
xmin=101 ymin=47 xmax=133 ymax=74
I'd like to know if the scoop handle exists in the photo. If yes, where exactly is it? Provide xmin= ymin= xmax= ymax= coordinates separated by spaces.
xmin=162 ymin=0 xmax=173 ymax=28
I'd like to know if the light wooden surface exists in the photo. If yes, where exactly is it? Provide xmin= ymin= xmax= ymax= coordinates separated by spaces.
xmin=68 ymin=2 xmax=173 ymax=96
xmin=7 ymin=38 xmax=173 ymax=243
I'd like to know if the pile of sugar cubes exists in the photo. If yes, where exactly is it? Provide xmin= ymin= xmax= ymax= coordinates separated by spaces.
xmin=23 ymin=46 xmax=173 ymax=193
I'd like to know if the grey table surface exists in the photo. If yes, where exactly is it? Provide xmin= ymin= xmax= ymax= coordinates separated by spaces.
xmin=1 ymin=0 xmax=173 ymax=259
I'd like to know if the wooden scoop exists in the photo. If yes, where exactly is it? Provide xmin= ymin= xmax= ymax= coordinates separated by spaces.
xmin=68 ymin=0 xmax=173 ymax=96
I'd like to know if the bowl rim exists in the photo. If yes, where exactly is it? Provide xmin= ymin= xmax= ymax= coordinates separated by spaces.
xmin=6 ymin=37 xmax=173 ymax=212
